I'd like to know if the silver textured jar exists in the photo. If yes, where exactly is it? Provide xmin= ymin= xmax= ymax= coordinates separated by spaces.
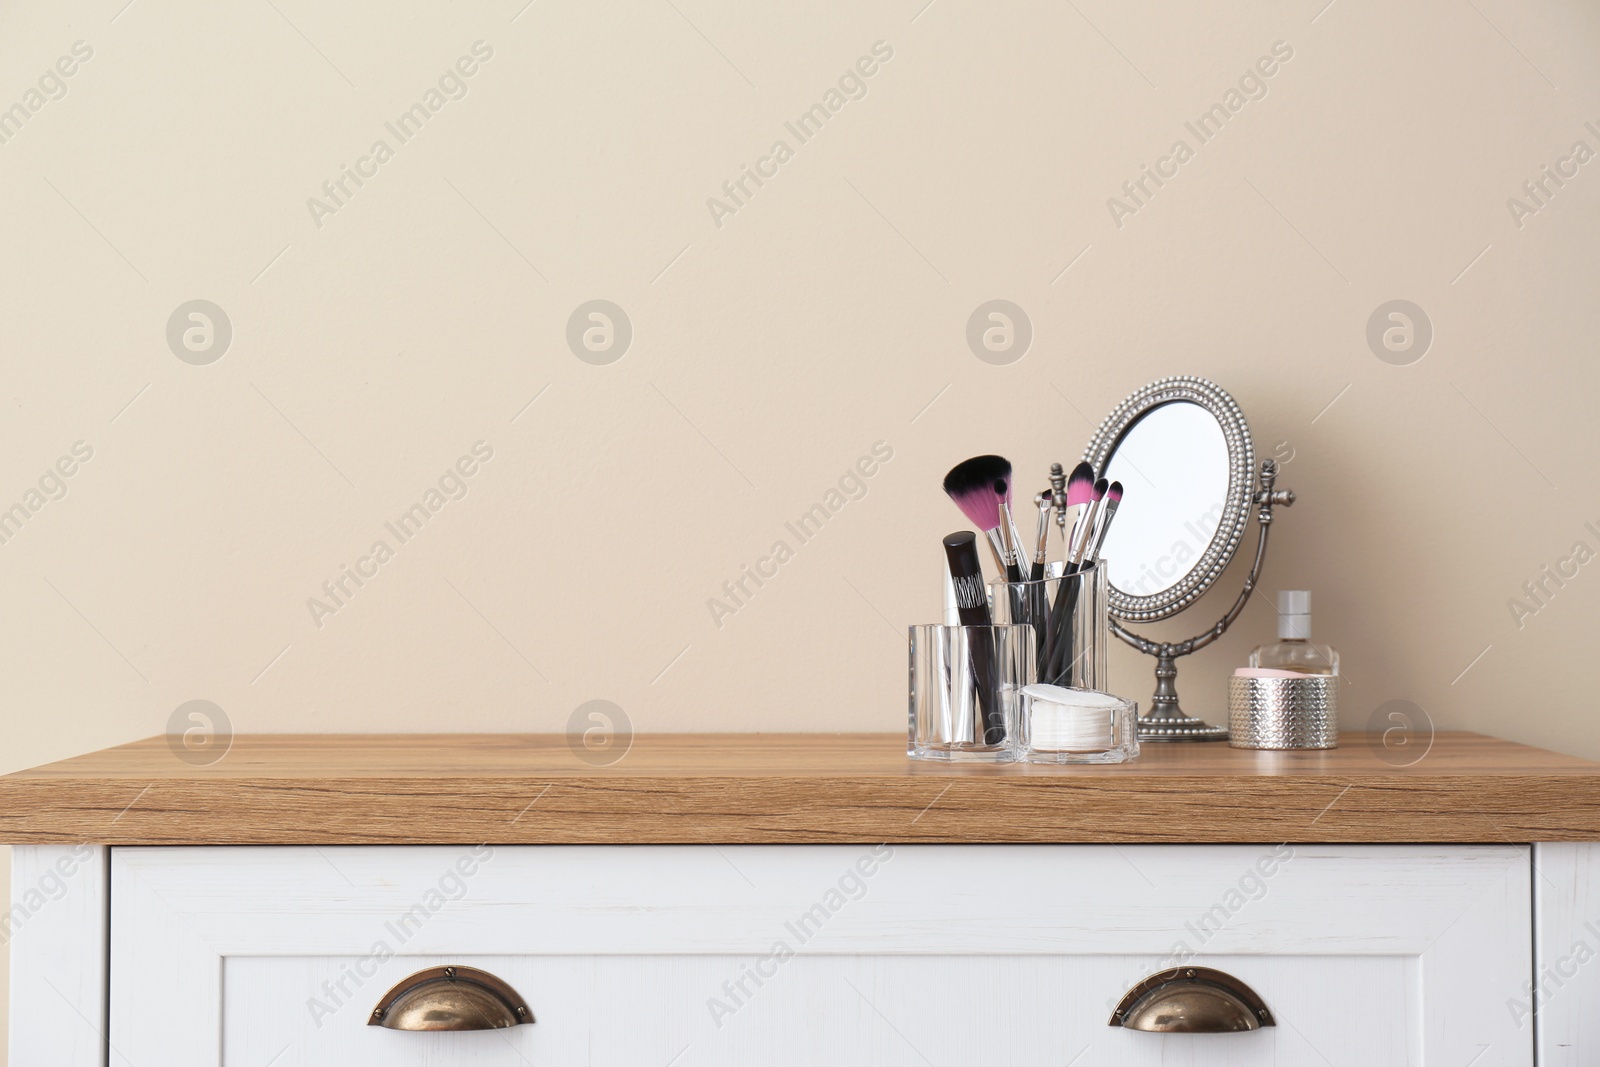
xmin=1227 ymin=675 xmax=1338 ymax=750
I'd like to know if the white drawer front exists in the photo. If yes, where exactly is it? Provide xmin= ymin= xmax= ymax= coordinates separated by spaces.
xmin=224 ymin=952 xmax=1413 ymax=1065
xmin=110 ymin=844 xmax=1531 ymax=1066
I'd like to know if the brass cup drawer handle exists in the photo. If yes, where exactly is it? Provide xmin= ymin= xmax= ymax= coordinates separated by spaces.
xmin=1109 ymin=966 xmax=1275 ymax=1033
xmin=369 ymin=965 xmax=534 ymax=1031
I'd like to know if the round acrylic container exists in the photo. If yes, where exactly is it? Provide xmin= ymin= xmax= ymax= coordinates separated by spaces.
xmin=1014 ymin=685 xmax=1140 ymax=764
xmin=908 ymin=623 xmax=1034 ymax=762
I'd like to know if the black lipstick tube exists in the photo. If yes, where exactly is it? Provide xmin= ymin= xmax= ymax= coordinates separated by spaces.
xmin=943 ymin=531 xmax=1004 ymax=745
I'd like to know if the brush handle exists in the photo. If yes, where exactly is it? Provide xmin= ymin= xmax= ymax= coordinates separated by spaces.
xmin=1065 ymin=505 xmax=1088 ymax=566
xmin=1046 ymin=573 xmax=1083 ymax=685
xmin=993 ymin=525 xmax=1022 ymax=584
xmin=1052 ymin=499 xmax=1118 ymax=675
xmin=1047 ymin=495 xmax=1099 ymax=680
xmin=1001 ymin=503 xmax=1028 ymax=585
xmin=1022 ymin=578 xmax=1050 ymax=676
xmin=1044 ymin=555 xmax=1091 ymax=684
xmin=982 ymin=528 xmax=1010 ymax=581
xmin=1086 ymin=499 xmax=1120 ymax=565
xmin=1030 ymin=498 xmax=1051 ymax=581
xmin=1072 ymin=498 xmax=1102 ymax=565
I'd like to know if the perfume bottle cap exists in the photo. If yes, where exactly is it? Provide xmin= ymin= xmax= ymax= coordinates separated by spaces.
xmin=1277 ymin=590 xmax=1311 ymax=640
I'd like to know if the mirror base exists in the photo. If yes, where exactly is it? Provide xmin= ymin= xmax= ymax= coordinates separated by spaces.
xmin=1137 ymin=714 xmax=1230 ymax=742
xmin=1111 ymin=458 xmax=1295 ymax=744
xmin=1137 ymin=651 xmax=1229 ymax=741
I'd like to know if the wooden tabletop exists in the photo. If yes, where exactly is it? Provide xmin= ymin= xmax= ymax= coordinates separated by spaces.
xmin=1 ymin=732 xmax=1597 ymax=845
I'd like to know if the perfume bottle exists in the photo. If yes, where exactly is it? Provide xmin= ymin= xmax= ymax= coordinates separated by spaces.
xmin=1249 ymin=591 xmax=1339 ymax=675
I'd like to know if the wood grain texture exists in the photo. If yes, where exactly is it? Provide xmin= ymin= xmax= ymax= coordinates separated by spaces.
xmin=1 ymin=731 xmax=1597 ymax=845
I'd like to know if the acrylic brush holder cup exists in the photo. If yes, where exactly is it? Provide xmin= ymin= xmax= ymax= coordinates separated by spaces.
xmin=908 ymin=623 xmax=1034 ymax=762
xmin=988 ymin=562 xmax=1108 ymax=691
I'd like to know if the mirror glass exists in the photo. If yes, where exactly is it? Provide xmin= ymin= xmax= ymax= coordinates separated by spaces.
xmin=1099 ymin=401 xmax=1230 ymax=598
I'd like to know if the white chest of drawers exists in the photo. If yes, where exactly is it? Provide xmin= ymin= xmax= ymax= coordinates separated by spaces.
xmin=5 ymin=731 xmax=1600 ymax=1065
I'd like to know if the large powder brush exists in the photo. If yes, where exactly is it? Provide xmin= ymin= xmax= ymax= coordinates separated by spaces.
xmin=943 ymin=455 xmax=1024 ymax=581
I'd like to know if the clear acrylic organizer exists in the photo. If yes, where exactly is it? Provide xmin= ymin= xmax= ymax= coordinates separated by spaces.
xmin=907 ymin=623 xmax=1034 ymax=762
xmin=988 ymin=561 xmax=1108 ymax=691
xmin=1013 ymin=686 xmax=1140 ymax=764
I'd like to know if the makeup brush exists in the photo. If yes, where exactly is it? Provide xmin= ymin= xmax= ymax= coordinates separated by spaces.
xmin=1030 ymin=491 xmax=1053 ymax=581
xmin=1060 ymin=462 xmax=1095 ymax=568
xmin=1010 ymin=489 xmax=1055 ymax=678
xmin=1070 ymin=479 xmax=1109 ymax=569
xmin=943 ymin=456 xmax=1023 ymax=582
xmin=995 ymin=474 xmax=1029 ymax=585
xmin=1086 ymin=480 xmax=1123 ymax=564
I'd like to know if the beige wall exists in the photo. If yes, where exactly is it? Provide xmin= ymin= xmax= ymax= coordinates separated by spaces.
xmin=4 ymin=0 xmax=1599 ymax=1055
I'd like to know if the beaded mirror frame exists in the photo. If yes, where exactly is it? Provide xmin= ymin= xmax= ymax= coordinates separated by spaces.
xmin=1081 ymin=375 xmax=1256 ymax=623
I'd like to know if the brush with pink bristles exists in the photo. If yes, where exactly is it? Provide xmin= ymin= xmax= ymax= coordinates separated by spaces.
xmin=943 ymin=455 xmax=1024 ymax=582
xmin=1086 ymin=480 xmax=1124 ymax=564
xmin=1069 ymin=478 xmax=1110 ymax=571
xmin=1058 ymin=462 xmax=1096 ymax=570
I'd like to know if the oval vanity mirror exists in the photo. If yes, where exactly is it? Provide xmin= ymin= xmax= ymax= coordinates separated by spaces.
xmin=1083 ymin=376 xmax=1294 ymax=741
xmin=1085 ymin=378 xmax=1255 ymax=622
